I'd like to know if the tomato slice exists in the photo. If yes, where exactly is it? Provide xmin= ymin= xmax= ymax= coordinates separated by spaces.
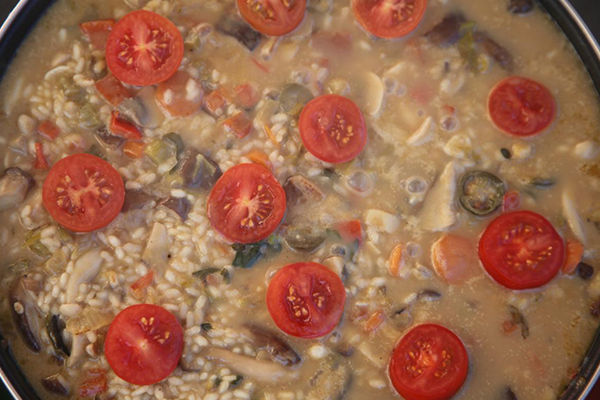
xmin=42 ymin=153 xmax=125 ymax=232
xmin=207 ymin=163 xmax=286 ymax=243
xmin=104 ymin=304 xmax=183 ymax=386
xmin=106 ymin=10 xmax=184 ymax=86
xmin=352 ymin=0 xmax=428 ymax=39
xmin=488 ymin=76 xmax=556 ymax=137
xmin=431 ymin=234 xmax=476 ymax=285
xmin=479 ymin=211 xmax=565 ymax=290
xmin=156 ymin=71 xmax=204 ymax=118
xmin=237 ymin=0 xmax=307 ymax=36
xmin=389 ymin=324 xmax=468 ymax=400
xmin=299 ymin=94 xmax=367 ymax=164
xmin=266 ymin=262 xmax=346 ymax=338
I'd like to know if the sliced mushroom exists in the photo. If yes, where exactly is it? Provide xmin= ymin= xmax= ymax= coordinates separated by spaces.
xmin=142 ymin=222 xmax=171 ymax=276
xmin=216 ymin=15 xmax=262 ymax=51
xmin=66 ymin=333 xmax=87 ymax=368
xmin=420 ymin=162 xmax=462 ymax=232
xmin=159 ymin=196 xmax=191 ymax=221
xmin=284 ymin=175 xmax=325 ymax=206
xmin=122 ymin=189 xmax=157 ymax=212
xmin=177 ymin=148 xmax=222 ymax=190
xmin=279 ymin=83 xmax=314 ymax=116
xmin=306 ymin=356 xmax=352 ymax=400
xmin=117 ymin=86 xmax=165 ymax=129
xmin=241 ymin=324 xmax=301 ymax=366
xmin=42 ymin=374 xmax=70 ymax=396
xmin=473 ymin=32 xmax=514 ymax=71
xmin=424 ymin=13 xmax=467 ymax=47
xmin=9 ymin=275 xmax=41 ymax=352
xmin=95 ymin=127 xmax=124 ymax=150
xmin=285 ymin=225 xmax=326 ymax=252
xmin=46 ymin=314 xmax=70 ymax=356
xmin=202 ymin=347 xmax=298 ymax=383
xmin=66 ymin=250 xmax=102 ymax=303
xmin=0 ymin=167 xmax=34 ymax=212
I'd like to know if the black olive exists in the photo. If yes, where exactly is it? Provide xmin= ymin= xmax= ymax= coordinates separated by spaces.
xmin=500 ymin=148 xmax=512 ymax=159
xmin=458 ymin=171 xmax=507 ymax=217
xmin=578 ymin=262 xmax=595 ymax=280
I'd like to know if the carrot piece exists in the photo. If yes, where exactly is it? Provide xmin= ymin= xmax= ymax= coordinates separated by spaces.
xmin=335 ymin=220 xmax=363 ymax=245
xmin=130 ymin=271 xmax=154 ymax=299
xmin=388 ymin=243 xmax=403 ymax=277
xmin=123 ymin=141 xmax=145 ymax=159
xmin=36 ymin=120 xmax=60 ymax=140
xmin=95 ymin=74 xmax=132 ymax=106
xmin=33 ymin=142 xmax=49 ymax=169
xmin=233 ymin=84 xmax=259 ymax=110
xmin=79 ymin=19 xmax=115 ymax=48
xmin=563 ymin=239 xmax=584 ymax=274
xmin=246 ymin=149 xmax=272 ymax=170
xmin=110 ymin=110 xmax=142 ymax=140
xmin=224 ymin=111 xmax=252 ymax=138
xmin=203 ymin=89 xmax=228 ymax=118
xmin=263 ymin=124 xmax=279 ymax=147
xmin=431 ymin=234 xmax=476 ymax=285
xmin=365 ymin=310 xmax=386 ymax=333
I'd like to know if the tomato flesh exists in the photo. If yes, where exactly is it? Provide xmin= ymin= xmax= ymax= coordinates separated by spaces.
xmin=488 ymin=76 xmax=556 ymax=137
xmin=479 ymin=211 xmax=565 ymax=290
xmin=207 ymin=163 xmax=286 ymax=243
xmin=237 ymin=0 xmax=307 ymax=36
xmin=42 ymin=153 xmax=125 ymax=232
xmin=299 ymin=94 xmax=367 ymax=164
xmin=389 ymin=324 xmax=468 ymax=400
xmin=353 ymin=0 xmax=428 ymax=39
xmin=106 ymin=10 xmax=184 ymax=86
xmin=267 ymin=262 xmax=346 ymax=338
xmin=104 ymin=304 xmax=183 ymax=386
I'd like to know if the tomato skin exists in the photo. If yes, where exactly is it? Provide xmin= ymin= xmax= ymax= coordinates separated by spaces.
xmin=105 ymin=304 xmax=184 ymax=386
xmin=299 ymin=94 xmax=367 ymax=164
xmin=207 ymin=163 xmax=286 ymax=244
xmin=106 ymin=10 xmax=184 ymax=86
xmin=353 ymin=0 xmax=428 ymax=39
xmin=237 ymin=0 xmax=307 ymax=37
xmin=431 ymin=234 xmax=476 ymax=285
xmin=110 ymin=110 xmax=143 ymax=140
xmin=488 ymin=76 xmax=556 ymax=137
xmin=42 ymin=153 xmax=125 ymax=232
xmin=95 ymin=74 xmax=132 ymax=106
xmin=389 ymin=324 xmax=468 ymax=400
xmin=479 ymin=211 xmax=565 ymax=290
xmin=267 ymin=262 xmax=346 ymax=338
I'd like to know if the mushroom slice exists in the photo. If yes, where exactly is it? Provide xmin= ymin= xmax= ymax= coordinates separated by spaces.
xmin=117 ymin=86 xmax=165 ymax=129
xmin=424 ymin=13 xmax=467 ymax=47
xmin=0 ymin=167 xmax=34 ymax=211
xmin=202 ymin=347 xmax=298 ymax=383
xmin=562 ymin=190 xmax=587 ymax=245
xmin=241 ymin=324 xmax=301 ymax=366
xmin=284 ymin=175 xmax=325 ymax=206
xmin=66 ymin=250 xmax=102 ymax=303
xmin=419 ymin=162 xmax=463 ymax=232
xmin=9 ymin=275 xmax=42 ymax=352
xmin=42 ymin=374 xmax=70 ymax=396
xmin=306 ymin=356 xmax=352 ymax=400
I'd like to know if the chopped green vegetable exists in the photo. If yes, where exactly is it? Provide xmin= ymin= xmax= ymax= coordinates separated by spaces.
xmin=24 ymin=230 xmax=51 ymax=258
xmin=164 ymin=132 xmax=185 ymax=158
xmin=193 ymin=267 xmax=221 ymax=281
xmin=57 ymin=226 xmax=73 ymax=244
xmin=221 ymin=269 xmax=231 ymax=285
xmin=85 ymin=144 xmax=106 ymax=160
xmin=524 ymin=177 xmax=556 ymax=189
xmin=279 ymin=83 xmax=314 ymax=116
xmin=79 ymin=104 xmax=101 ymax=129
xmin=458 ymin=171 xmax=506 ymax=216
xmin=146 ymin=138 xmax=178 ymax=171
xmin=201 ymin=322 xmax=213 ymax=331
xmin=458 ymin=22 xmax=485 ymax=73
xmin=232 ymin=242 xmax=264 ymax=269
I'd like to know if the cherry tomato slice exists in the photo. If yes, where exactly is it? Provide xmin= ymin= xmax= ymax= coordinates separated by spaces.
xmin=42 ymin=153 xmax=125 ymax=232
xmin=237 ymin=0 xmax=307 ymax=36
xmin=104 ymin=304 xmax=183 ymax=386
xmin=352 ymin=0 xmax=428 ymax=39
xmin=488 ymin=76 xmax=557 ymax=137
xmin=156 ymin=71 xmax=204 ymax=118
xmin=207 ymin=163 xmax=286 ymax=243
xmin=266 ymin=262 xmax=346 ymax=338
xmin=479 ymin=211 xmax=565 ymax=290
xmin=389 ymin=324 xmax=468 ymax=400
xmin=106 ymin=10 xmax=184 ymax=86
xmin=299 ymin=94 xmax=367 ymax=164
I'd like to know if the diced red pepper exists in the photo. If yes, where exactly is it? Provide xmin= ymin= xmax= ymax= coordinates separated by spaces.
xmin=36 ymin=120 xmax=60 ymax=140
xmin=78 ymin=369 xmax=107 ymax=398
xmin=224 ymin=111 xmax=252 ymax=138
xmin=95 ymin=74 xmax=132 ymax=106
xmin=79 ymin=19 xmax=115 ymax=49
xmin=110 ymin=110 xmax=142 ymax=140
xmin=502 ymin=190 xmax=521 ymax=212
xmin=203 ymin=89 xmax=228 ymax=118
xmin=335 ymin=220 xmax=363 ymax=245
xmin=233 ymin=84 xmax=259 ymax=110
xmin=34 ymin=142 xmax=49 ymax=170
xmin=130 ymin=271 xmax=154 ymax=299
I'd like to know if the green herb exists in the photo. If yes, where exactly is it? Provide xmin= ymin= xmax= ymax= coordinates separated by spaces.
xmin=193 ymin=267 xmax=221 ymax=281
xmin=146 ymin=138 xmax=178 ymax=170
xmin=232 ymin=242 xmax=264 ymax=269
xmin=79 ymin=104 xmax=101 ymax=129
xmin=8 ymin=259 xmax=30 ymax=274
xmin=323 ymin=168 xmax=339 ymax=179
xmin=85 ymin=144 xmax=106 ymax=160
xmin=458 ymin=22 xmax=484 ymax=73
xmin=24 ymin=230 xmax=51 ymax=258
xmin=201 ymin=322 xmax=213 ymax=331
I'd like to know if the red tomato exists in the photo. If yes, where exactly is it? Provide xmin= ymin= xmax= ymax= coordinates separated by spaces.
xmin=389 ymin=324 xmax=468 ymax=400
xmin=431 ymin=234 xmax=476 ymax=285
xmin=237 ymin=0 xmax=307 ymax=36
xmin=266 ymin=262 xmax=346 ymax=338
xmin=479 ymin=211 xmax=565 ymax=290
xmin=335 ymin=220 xmax=363 ymax=245
xmin=110 ymin=111 xmax=142 ymax=140
xmin=224 ymin=111 xmax=253 ymax=138
xmin=352 ymin=0 xmax=428 ymax=39
xmin=42 ymin=154 xmax=125 ymax=232
xmin=95 ymin=74 xmax=132 ymax=106
xmin=207 ymin=163 xmax=286 ymax=243
xmin=37 ymin=120 xmax=60 ymax=140
xmin=34 ymin=142 xmax=49 ymax=170
xmin=204 ymin=89 xmax=228 ymax=118
xmin=80 ymin=19 xmax=114 ymax=49
xmin=104 ymin=304 xmax=184 ymax=386
xmin=156 ymin=71 xmax=204 ymax=118
xmin=488 ymin=76 xmax=556 ymax=137
xmin=233 ymin=84 xmax=259 ymax=110
xmin=299 ymin=95 xmax=367 ymax=164
xmin=106 ymin=10 xmax=184 ymax=86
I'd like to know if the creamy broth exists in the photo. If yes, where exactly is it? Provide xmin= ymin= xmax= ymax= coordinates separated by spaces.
xmin=0 ymin=0 xmax=600 ymax=400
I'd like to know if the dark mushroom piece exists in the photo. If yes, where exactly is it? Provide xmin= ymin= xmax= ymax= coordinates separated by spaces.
xmin=508 ymin=0 xmax=534 ymax=14
xmin=279 ymin=84 xmax=314 ymax=116
xmin=122 ymin=189 xmax=157 ymax=212
xmin=177 ymin=148 xmax=222 ymax=190
xmin=508 ymin=305 xmax=530 ymax=339
xmin=216 ymin=15 xmax=263 ymax=52
xmin=424 ymin=12 xmax=467 ymax=47
xmin=159 ymin=196 xmax=191 ymax=221
xmin=578 ymin=262 xmax=594 ymax=280
xmin=284 ymin=175 xmax=325 ymax=206
xmin=0 ymin=167 xmax=34 ymax=212
xmin=9 ymin=275 xmax=42 ymax=352
xmin=306 ymin=356 xmax=352 ymax=400
xmin=241 ymin=324 xmax=301 ymax=366
xmin=417 ymin=289 xmax=442 ymax=302
xmin=42 ymin=374 xmax=70 ymax=396
xmin=117 ymin=86 xmax=165 ymax=129
xmin=473 ymin=31 xmax=515 ymax=71
xmin=95 ymin=127 xmax=124 ymax=150
xmin=285 ymin=225 xmax=327 ymax=253
xmin=46 ymin=314 xmax=70 ymax=357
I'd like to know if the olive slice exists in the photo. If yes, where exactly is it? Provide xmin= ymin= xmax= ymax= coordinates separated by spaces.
xmin=458 ymin=171 xmax=506 ymax=216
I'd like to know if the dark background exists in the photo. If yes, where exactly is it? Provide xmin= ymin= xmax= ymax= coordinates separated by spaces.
xmin=0 ymin=0 xmax=598 ymax=399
